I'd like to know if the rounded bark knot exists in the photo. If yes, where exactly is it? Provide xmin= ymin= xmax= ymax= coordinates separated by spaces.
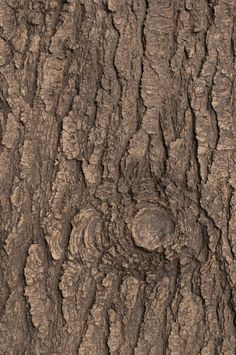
xmin=69 ymin=208 xmax=105 ymax=262
xmin=132 ymin=207 xmax=175 ymax=252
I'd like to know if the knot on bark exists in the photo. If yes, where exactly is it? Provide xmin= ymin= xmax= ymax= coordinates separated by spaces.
xmin=69 ymin=209 xmax=105 ymax=262
xmin=132 ymin=207 xmax=175 ymax=252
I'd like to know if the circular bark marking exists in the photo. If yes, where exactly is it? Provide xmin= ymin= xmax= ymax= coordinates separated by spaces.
xmin=132 ymin=207 xmax=175 ymax=251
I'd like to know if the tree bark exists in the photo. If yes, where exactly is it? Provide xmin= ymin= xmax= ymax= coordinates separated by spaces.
xmin=0 ymin=0 xmax=235 ymax=354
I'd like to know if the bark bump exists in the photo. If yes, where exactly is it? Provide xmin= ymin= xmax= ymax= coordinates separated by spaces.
xmin=132 ymin=207 xmax=175 ymax=251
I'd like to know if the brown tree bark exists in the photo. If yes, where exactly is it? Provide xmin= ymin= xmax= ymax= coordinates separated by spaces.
xmin=0 ymin=0 xmax=235 ymax=354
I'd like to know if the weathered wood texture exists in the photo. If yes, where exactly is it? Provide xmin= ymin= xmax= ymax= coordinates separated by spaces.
xmin=0 ymin=0 xmax=235 ymax=354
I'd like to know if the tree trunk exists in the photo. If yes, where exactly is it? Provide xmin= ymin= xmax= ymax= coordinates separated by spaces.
xmin=0 ymin=0 xmax=235 ymax=354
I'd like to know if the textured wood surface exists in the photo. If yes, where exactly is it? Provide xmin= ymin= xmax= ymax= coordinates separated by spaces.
xmin=0 ymin=0 xmax=235 ymax=354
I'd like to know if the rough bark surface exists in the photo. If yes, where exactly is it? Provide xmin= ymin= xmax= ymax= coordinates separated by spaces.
xmin=0 ymin=0 xmax=235 ymax=354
